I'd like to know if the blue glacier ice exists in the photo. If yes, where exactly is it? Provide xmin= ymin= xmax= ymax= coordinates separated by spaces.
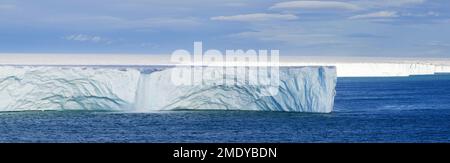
xmin=0 ymin=66 xmax=337 ymax=113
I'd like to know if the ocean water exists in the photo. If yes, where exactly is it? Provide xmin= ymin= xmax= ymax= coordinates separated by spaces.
xmin=1 ymin=75 xmax=449 ymax=143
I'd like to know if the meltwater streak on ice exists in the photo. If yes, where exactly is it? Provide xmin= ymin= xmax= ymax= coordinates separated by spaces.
xmin=0 ymin=66 xmax=337 ymax=113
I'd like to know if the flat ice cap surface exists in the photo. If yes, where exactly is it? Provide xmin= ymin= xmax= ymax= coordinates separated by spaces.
xmin=1 ymin=53 xmax=448 ymax=77
xmin=1 ymin=53 xmax=449 ymax=65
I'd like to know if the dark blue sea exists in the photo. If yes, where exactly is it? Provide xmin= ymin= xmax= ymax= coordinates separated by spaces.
xmin=1 ymin=75 xmax=450 ymax=143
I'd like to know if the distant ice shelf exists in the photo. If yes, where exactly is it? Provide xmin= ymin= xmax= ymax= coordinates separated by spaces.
xmin=0 ymin=54 xmax=448 ymax=77
xmin=289 ymin=62 xmax=450 ymax=77
xmin=0 ymin=66 xmax=337 ymax=113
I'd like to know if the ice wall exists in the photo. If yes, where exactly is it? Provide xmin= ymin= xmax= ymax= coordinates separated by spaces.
xmin=135 ymin=67 xmax=336 ymax=113
xmin=0 ymin=66 xmax=140 ymax=111
xmin=0 ymin=66 xmax=337 ymax=113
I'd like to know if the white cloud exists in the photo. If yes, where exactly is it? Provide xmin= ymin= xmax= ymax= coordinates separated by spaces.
xmin=270 ymin=1 xmax=361 ymax=10
xmin=349 ymin=11 xmax=399 ymax=19
xmin=427 ymin=41 xmax=450 ymax=48
xmin=356 ymin=0 xmax=426 ymax=8
xmin=140 ymin=42 xmax=160 ymax=48
xmin=403 ymin=11 xmax=440 ymax=17
xmin=377 ymin=0 xmax=425 ymax=7
xmin=223 ymin=2 xmax=247 ymax=7
xmin=42 ymin=16 xmax=201 ymax=30
xmin=0 ymin=4 xmax=15 ymax=10
xmin=228 ymin=25 xmax=343 ymax=46
xmin=64 ymin=34 xmax=112 ymax=44
xmin=426 ymin=11 xmax=440 ymax=17
xmin=211 ymin=13 xmax=298 ymax=22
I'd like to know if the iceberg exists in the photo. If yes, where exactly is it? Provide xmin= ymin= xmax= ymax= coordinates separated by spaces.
xmin=0 ymin=66 xmax=337 ymax=113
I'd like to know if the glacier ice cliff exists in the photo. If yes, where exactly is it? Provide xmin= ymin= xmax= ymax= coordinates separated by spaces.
xmin=0 ymin=66 xmax=337 ymax=113
xmin=0 ymin=66 xmax=140 ymax=111
xmin=136 ymin=67 xmax=336 ymax=113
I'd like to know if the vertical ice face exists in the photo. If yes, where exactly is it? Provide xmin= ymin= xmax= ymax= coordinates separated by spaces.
xmin=0 ymin=66 xmax=140 ymax=111
xmin=0 ymin=66 xmax=337 ymax=113
xmin=135 ymin=66 xmax=337 ymax=113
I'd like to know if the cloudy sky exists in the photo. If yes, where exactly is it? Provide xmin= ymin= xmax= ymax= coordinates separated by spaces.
xmin=0 ymin=0 xmax=449 ymax=57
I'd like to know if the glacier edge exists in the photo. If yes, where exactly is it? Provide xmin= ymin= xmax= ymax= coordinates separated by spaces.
xmin=0 ymin=66 xmax=337 ymax=113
